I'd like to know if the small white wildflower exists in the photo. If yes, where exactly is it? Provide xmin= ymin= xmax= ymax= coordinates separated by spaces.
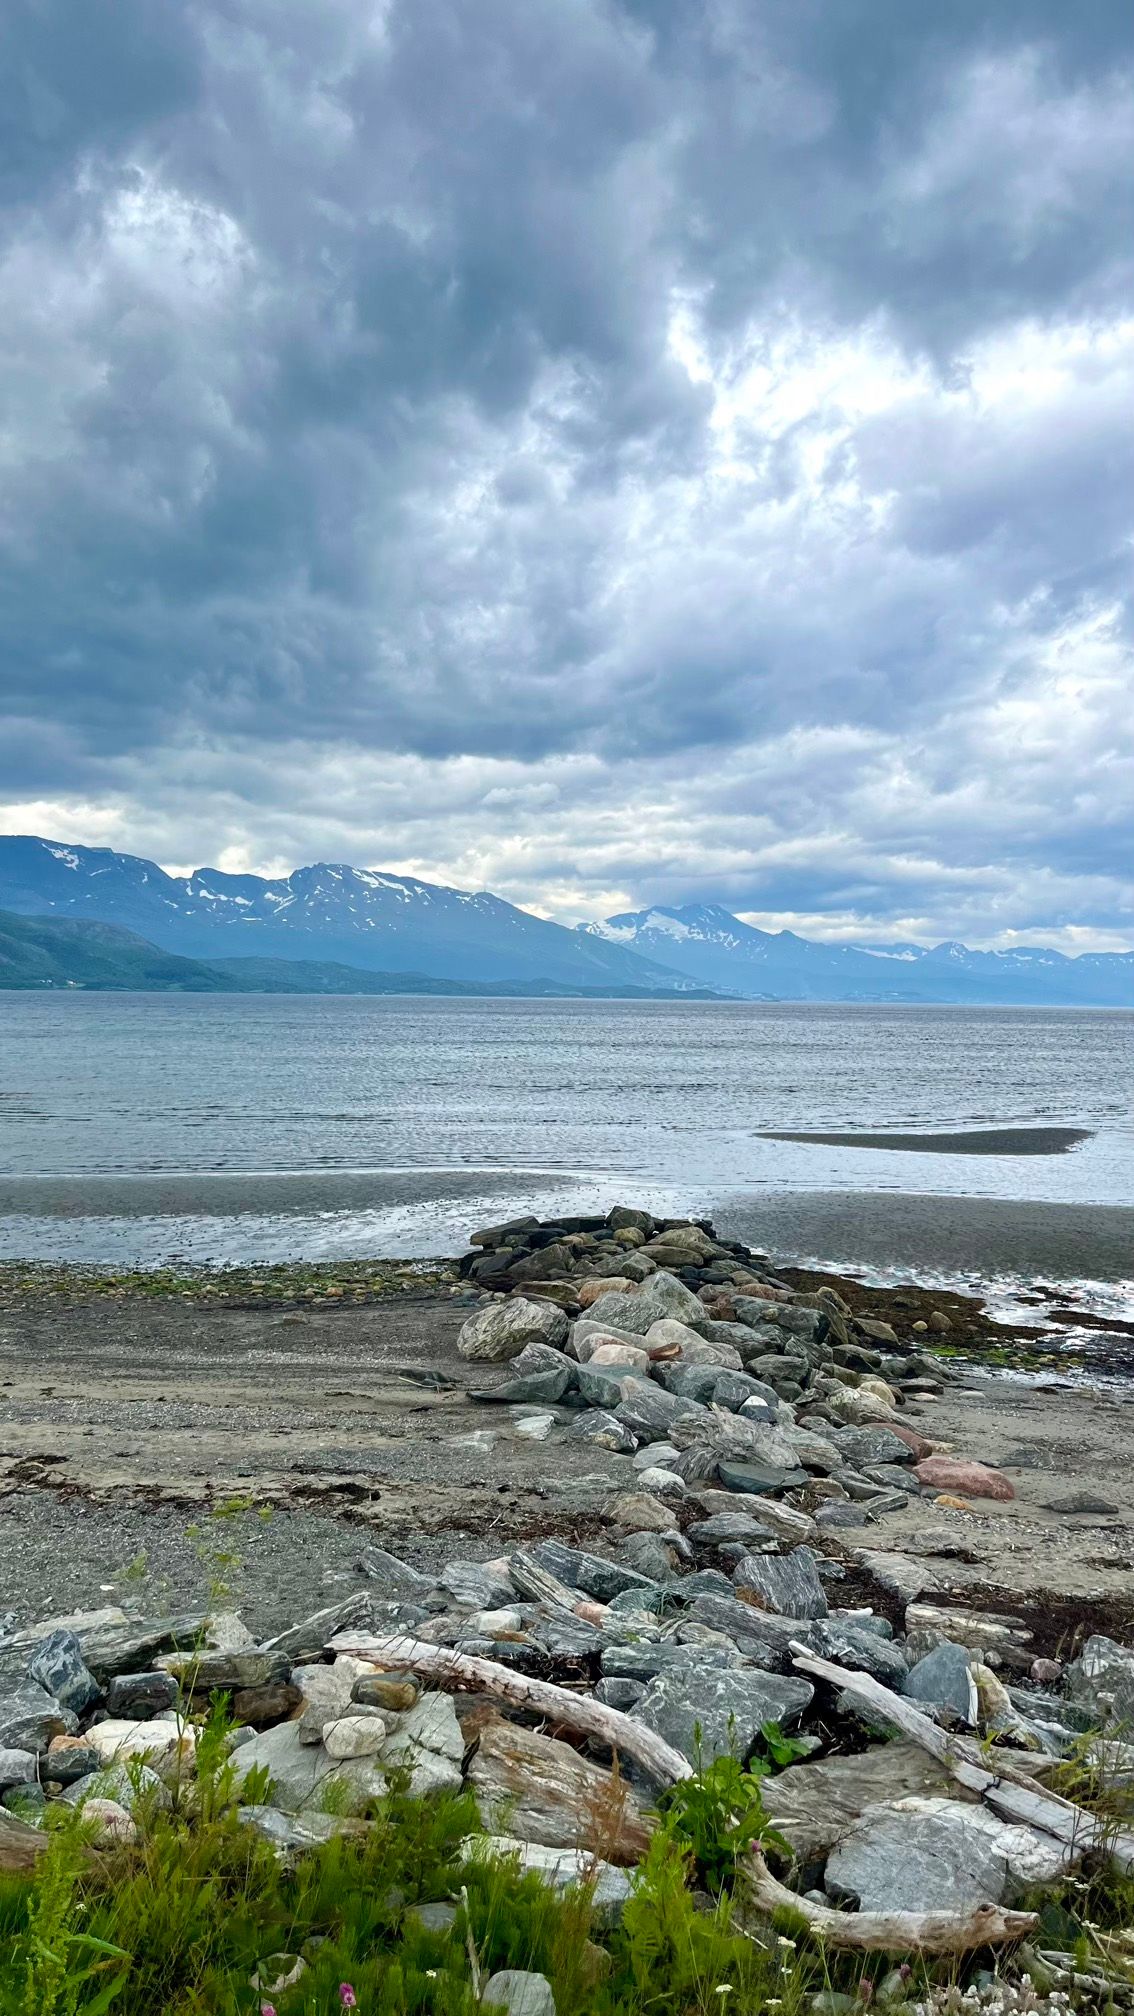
xmin=777 ymin=1935 xmax=797 ymax=1950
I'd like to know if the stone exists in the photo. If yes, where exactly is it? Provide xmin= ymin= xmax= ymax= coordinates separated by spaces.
xmin=463 ymin=1835 xmax=632 ymax=1923
xmin=823 ymin=1385 xmax=896 ymax=1426
xmin=903 ymin=1641 xmax=978 ymax=1724
xmin=565 ymin=1409 xmax=636 ymax=1453
xmin=74 ymin=1615 xmax=210 ymax=1683
xmin=761 ymin=1740 xmax=965 ymax=1858
xmin=856 ymin=1319 xmax=900 ymax=1347
xmin=237 ymin=1805 xmax=368 ymax=1851
xmin=233 ymin=1681 xmax=303 ymax=1727
xmin=481 ymin=1970 xmax=557 ymax=2016
xmin=655 ymin=1361 xmax=725 ymax=1404
xmin=594 ymin=1677 xmax=644 ymax=1711
xmin=380 ymin=1692 xmax=465 ymax=1796
xmin=577 ymin=1277 xmax=633 ymax=1307
xmin=633 ymin=1664 xmax=813 ymax=1764
xmin=0 ymin=1686 xmax=76 ymax=1753
xmin=717 ymin=1458 xmax=807 ymax=1496
xmin=604 ymin=1491 xmax=674 ymax=1534
xmin=616 ymin=1380 xmax=707 ymax=1441
xmin=105 ymin=1670 xmax=179 ymax=1719
xmin=61 ymin=1761 xmax=171 ymax=1814
xmin=468 ymin=1720 xmax=650 ymax=1861
xmin=1042 ymin=1491 xmax=1120 ymax=1515
xmin=482 ymin=1367 xmax=574 ymax=1405
xmin=356 ymin=1546 xmax=434 ymax=1594
xmin=575 ymin=1363 xmax=636 ymax=1408
xmin=323 ymin=1714 xmax=387 ymax=1759
xmin=26 ymin=1632 xmax=101 ymax=1718
xmin=826 ymin=1795 xmax=1070 ymax=1912
xmin=571 ymin=1317 xmax=650 ymax=1359
xmin=688 ymin=1510 xmax=780 ymax=1551
xmin=458 ymin=1299 xmax=569 ymax=1361
xmin=438 ymin=1561 xmax=516 ymax=1610
xmin=854 ymin=1549 xmax=940 ymax=1604
xmin=409 ymin=1900 xmax=459 ymax=1933
xmin=43 ymin=1738 xmax=102 ymax=1784
xmin=529 ymin=1540 xmax=661 ymax=1605
xmin=204 ymin=1611 xmax=257 ymax=1651
xmin=647 ymin=1320 xmax=741 ymax=1367
xmin=914 ymin=1457 xmax=1015 ymax=1502
xmin=353 ymin=1671 xmax=420 ymax=1713
xmin=589 ymin=1340 xmax=649 ymax=1370
xmin=0 ymin=1748 xmax=37 ymax=1790
xmin=808 ymin=1621 xmax=909 ymax=1687
xmin=85 ymin=1718 xmax=190 ymax=1772
xmin=294 ymin=1658 xmax=379 ymax=1742
xmin=470 ymin=1216 xmax=541 ymax=1249
xmin=77 ymin=1798 xmax=137 ymax=1847
xmin=230 ymin=1718 xmax=384 ymax=1815
xmin=635 ymin=1466 xmax=685 ymax=1499
xmin=733 ymin=1547 xmax=828 ymax=1619
xmin=262 ymin=1593 xmax=373 ymax=1660
xmin=613 ymin=1532 xmax=680 ymax=1583
xmin=636 ymin=1272 xmax=712 ymax=1330
xmin=834 ymin=1427 xmax=918 ymax=1470
xmin=713 ymin=1370 xmax=775 ymax=1413
xmin=1065 ymin=1635 xmax=1134 ymax=1728
xmin=608 ymin=1206 xmax=655 ymax=1235
xmin=162 ymin=1648 xmax=291 ymax=1692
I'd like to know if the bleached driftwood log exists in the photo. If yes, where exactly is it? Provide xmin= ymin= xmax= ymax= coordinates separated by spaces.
xmin=789 ymin=1646 xmax=1134 ymax=1874
xmin=332 ymin=1631 xmax=1043 ymax=1951
xmin=330 ymin=1629 xmax=693 ymax=1788
xmin=743 ymin=1848 xmax=1039 ymax=1955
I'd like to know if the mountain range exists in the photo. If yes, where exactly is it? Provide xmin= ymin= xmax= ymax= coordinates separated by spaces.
xmin=0 ymin=836 xmax=1130 ymax=1005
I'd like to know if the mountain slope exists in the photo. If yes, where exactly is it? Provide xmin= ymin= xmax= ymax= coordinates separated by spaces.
xmin=0 ymin=911 xmax=714 ymax=997
xmin=583 ymin=904 xmax=1134 ymax=1006
xmin=0 ymin=837 xmax=699 ymax=992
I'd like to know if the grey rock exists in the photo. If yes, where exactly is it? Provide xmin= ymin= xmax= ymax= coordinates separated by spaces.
xmin=712 ymin=1371 xmax=777 ymax=1414
xmin=575 ymin=1363 xmax=636 ymax=1408
xmin=165 ymin=1648 xmax=292 ymax=1692
xmin=39 ymin=1743 xmax=101 ymax=1785
xmin=571 ymin=1317 xmax=649 ymax=1359
xmin=529 ymin=1540 xmax=661 ymax=1605
xmin=463 ymin=1835 xmax=632 ymax=1924
xmin=481 ymin=1969 xmax=556 ymax=2016
xmin=633 ymin=1664 xmax=813 ymax=1765
xmin=747 ymin=1353 xmax=812 ymax=1388
xmin=655 ymin=1362 xmax=722 ymax=1405
xmin=903 ymin=1641 xmax=977 ymax=1724
xmin=608 ymin=1206 xmax=655 ymax=1235
xmin=677 ymin=1568 xmax=737 ymax=1600
xmin=230 ymin=1718 xmax=384 ymax=1815
xmin=458 ymin=1299 xmax=569 ymax=1362
xmin=761 ymin=1740 xmax=960 ymax=1859
xmin=835 ymin=1428 xmax=916 ymax=1469
xmin=61 ymin=1761 xmax=171 ymax=1814
xmin=565 ymin=1409 xmax=636 ymax=1453
xmin=733 ymin=1547 xmax=828 ymax=1619
xmin=0 ymin=1747 xmax=37 ymax=1790
xmin=815 ymin=1502 xmax=870 ymax=1529
xmin=1065 ymin=1635 xmax=1134 ymax=1728
xmin=594 ymin=1677 xmax=645 ymax=1711
xmin=688 ymin=1510 xmax=781 ymax=1551
xmin=27 ymin=1633 xmax=101 ymax=1718
xmin=717 ymin=1458 xmax=808 ymax=1495
xmin=105 ymin=1671 xmax=180 ymax=1719
xmin=614 ymin=1533 xmax=680 ymax=1584
xmin=356 ymin=1547 xmax=434 ymax=1594
xmin=1042 ymin=1492 xmax=1120 ymax=1515
xmin=683 ymin=1595 xmax=804 ymax=1667
xmin=616 ymin=1381 xmax=708 ymax=1441
xmin=409 ymin=1900 xmax=458 ymax=1934
xmin=438 ymin=1561 xmax=516 ymax=1611
xmin=262 ymin=1593 xmax=372 ymax=1660
xmin=511 ymin=1341 xmax=575 ymax=1381
xmin=237 ymin=1805 xmax=367 ymax=1851
xmin=380 ymin=1692 xmax=464 ymax=1797
xmin=808 ymin=1621 xmax=909 ymax=1687
xmin=825 ymin=1795 xmax=1068 ymax=1912
xmin=527 ymin=1613 xmax=603 ymax=1662
xmin=601 ymin=1642 xmax=737 ymax=1682
xmin=479 ymin=1367 xmax=574 ymax=1405
xmin=77 ymin=1615 xmax=210 ymax=1683
xmin=0 ymin=1686 xmax=76 ymax=1753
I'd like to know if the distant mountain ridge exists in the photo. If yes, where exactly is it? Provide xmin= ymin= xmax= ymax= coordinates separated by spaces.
xmin=582 ymin=903 xmax=1134 ymax=1006
xmin=0 ymin=837 xmax=701 ymax=993
xmin=1 ymin=839 xmax=1129 ymax=1004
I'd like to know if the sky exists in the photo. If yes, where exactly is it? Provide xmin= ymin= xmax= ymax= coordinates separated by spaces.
xmin=1 ymin=1 xmax=1132 ymax=952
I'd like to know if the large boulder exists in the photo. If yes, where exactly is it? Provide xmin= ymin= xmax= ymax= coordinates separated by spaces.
xmin=457 ymin=1299 xmax=569 ymax=1362
xmin=762 ymin=1741 xmax=965 ymax=1859
xmin=914 ymin=1457 xmax=1015 ymax=1502
xmin=825 ymin=1795 xmax=1070 ymax=1912
xmin=1064 ymin=1635 xmax=1134 ymax=1728
xmin=468 ymin=1720 xmax=651 ymax=1861
xmin=633 ymin=1663 xmax=813 ymax=1765
xmin=903 ymin=1642 xmax=978 ymax=1724
xmin=732 ymin=1547 xmax=828 ymax=1619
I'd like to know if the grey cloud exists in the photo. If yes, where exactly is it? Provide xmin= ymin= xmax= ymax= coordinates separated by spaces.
xmin=0 ymin=0 xmax=1131 ymax=944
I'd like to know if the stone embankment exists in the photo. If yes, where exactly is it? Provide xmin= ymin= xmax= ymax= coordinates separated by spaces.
xmin=3 ymin=1210 xmax=1133 ymax=2005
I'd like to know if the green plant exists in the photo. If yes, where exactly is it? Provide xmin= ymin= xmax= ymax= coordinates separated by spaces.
xmin=656 ymin=1751 xmax=785 ymax=1895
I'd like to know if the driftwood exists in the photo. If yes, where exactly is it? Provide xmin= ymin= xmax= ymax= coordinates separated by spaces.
xmin=333 ymin=1630 xmax=1043 ymax=1952
xmin=0 ymin=1811 xmax=50 ymax=1873
xmin=743 ymin=1848 xmax=1038 ymax=1954
xmin=330 ymin=1630 xmax=694 ymax=1788
xmin=790 ymin=1646 xmax=1134 ymax=1874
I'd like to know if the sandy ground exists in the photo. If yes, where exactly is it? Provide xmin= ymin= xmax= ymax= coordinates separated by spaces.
xmin=1 ymin=1285 xmax=1131 ymax=1643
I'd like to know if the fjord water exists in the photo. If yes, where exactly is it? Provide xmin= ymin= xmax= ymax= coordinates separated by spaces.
xmin=1 ymin=994 xmax=1131 ymax=1314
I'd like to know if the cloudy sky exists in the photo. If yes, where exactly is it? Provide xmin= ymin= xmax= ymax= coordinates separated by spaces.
xmin=1 ymin=1 xmax=1132 ymax=950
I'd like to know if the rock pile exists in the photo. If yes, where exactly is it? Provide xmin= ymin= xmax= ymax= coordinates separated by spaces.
xmin=455 ymin=1207 xmax=1007 ymax=1524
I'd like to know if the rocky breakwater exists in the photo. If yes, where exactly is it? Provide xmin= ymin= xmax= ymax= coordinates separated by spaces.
xmin=453 ymin=1205 xmax=1005 ymax=1529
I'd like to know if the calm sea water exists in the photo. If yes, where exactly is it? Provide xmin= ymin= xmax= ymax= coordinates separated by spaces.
xmin=0 ymin=995 xmax=1131 ymax=1315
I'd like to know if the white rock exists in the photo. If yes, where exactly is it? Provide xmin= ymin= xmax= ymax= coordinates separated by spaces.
xmin=204 ymin=1611 xmax=256 ymax=1652
xmin=458 ymin=1299 xmax=568 ymax=1361
xmin=380 ymin=1691 xmax=464 ymax=1796
xmin=78 ymin=1798 xmax=137 ymax=1846
xmin=85 ymin=1719 xmax=190 ymax=1769
xmin=589 ymin=1340 xmax=649 ymax=1370
xmin=635 ymin=1466 xmax=686 ymax=1499
xmin=511 ymin=1412 xmax=556 ymax=1442
xmin=825 ymin=1384 xmax=896 ymax=1425
xmin=462 ymin=1835 xmax=632 ymax=1923
xmin=294 ymin=1657 xmax=377 ymax=1743
xmin=633 ymin=1441 xmax=678 ymax=1471
xmin=467 ymin=1608 xmax=525 ymax=1635
xmin=323 ymin=1714 xmax=387 ymax=1759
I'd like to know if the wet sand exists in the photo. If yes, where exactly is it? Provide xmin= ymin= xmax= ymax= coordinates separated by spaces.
xmin=758 ymin=1127 xmax=1092 ymax=1155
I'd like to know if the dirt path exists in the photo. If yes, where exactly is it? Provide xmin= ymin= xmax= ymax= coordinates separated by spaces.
xmin=1 ymin=1283 xmax=1131 ymax=1641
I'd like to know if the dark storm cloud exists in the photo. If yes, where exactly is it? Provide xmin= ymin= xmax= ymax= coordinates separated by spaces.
xmin=0 ymin=0 xmax=1131 ymax=945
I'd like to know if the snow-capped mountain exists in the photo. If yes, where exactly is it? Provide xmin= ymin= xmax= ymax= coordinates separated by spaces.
xmin=582 ymin=904 xmax=1134 ymax=1006
xmin=0 ymin=838 xmax=699 ymax=992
